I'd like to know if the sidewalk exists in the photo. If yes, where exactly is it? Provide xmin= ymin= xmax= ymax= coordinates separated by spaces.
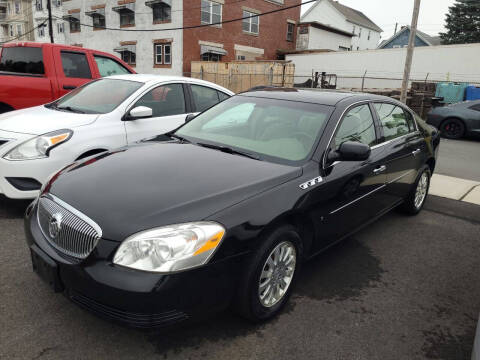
xmin=429 ymin=174 xmax=480 ymax=205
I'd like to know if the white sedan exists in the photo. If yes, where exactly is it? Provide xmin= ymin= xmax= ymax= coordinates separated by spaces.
xmin=0 ymin=74 xmax=233 ymax=199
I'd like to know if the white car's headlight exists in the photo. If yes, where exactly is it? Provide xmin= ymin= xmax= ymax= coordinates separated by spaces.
xmin=113 ymin=222 xmax=226 ymax=273
xmin=3 ymin=129 xmax=73 ymax=161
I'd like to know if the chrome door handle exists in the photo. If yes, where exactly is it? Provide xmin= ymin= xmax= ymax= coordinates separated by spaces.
xmin=373 ymin=165 xmax=387 ymax=175
xmin=412 ymin=149 xmax=421 ymax=156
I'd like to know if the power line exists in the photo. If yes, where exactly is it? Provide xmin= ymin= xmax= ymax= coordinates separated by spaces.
xmin=53 ymin=0 xmax=316 ymax=32
xmin=0 ymin=20 xmax=48 ymax=44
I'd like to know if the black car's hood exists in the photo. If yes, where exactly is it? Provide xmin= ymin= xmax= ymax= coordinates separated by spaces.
xmin=49 ymin=142 xmax=302 ymax=241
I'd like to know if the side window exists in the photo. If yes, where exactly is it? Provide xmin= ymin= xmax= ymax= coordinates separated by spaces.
xmin=203 ymin=103 xmax=254 ymax=130
xmin=94 ymin=56 xmax=130 ymax=77
xmin=334 ymin=104 xmax=377 ymax=148
xmin=374 ymin=103 xmax=410 ymax=141
xmin=0 ymin=47 xmax=44 ymax=74
xmin=134 ymin=84 xmax=186 ymax=117
xmin=191 ymin=84 xmax=222 ymax=112
xmin=217 ymin=91 xmax=230 ymax=102
xmin=60 ymin=51 xmax=92 ymax=79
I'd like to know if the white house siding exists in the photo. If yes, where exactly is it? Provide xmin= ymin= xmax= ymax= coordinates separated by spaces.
xmin=61 ymin=0 xmax=183 ymax=75
xmin=287 ymin=43 xmax=480 ymax=89
xmin=349 ymin=21 xmax=381 ymax=51
xmin=307 ymin=26 xmax=351 ymax=51
xmin=301 ymin=0 xmax=381 ymax=51
xmin=301 ymin=0 xmax=345 ymax=29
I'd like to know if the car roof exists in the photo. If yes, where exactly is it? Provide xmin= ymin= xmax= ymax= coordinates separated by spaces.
xmin=239 ymin=88 xmax=402 ymax=107
xmin=105 ymin=74 xmax=233 ymax=93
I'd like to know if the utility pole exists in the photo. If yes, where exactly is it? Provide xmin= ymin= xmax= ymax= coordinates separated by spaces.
xmin=47 ymin=0 xmax=54 ymax=43
xmin=394 ymin=22 xmax=398 ymax=35
xmin=400 ymin=0 xmax=421 ymax=104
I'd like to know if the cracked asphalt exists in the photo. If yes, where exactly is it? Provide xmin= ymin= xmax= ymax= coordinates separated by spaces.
xmin=0 ymin=194 xmax=479 ymax=360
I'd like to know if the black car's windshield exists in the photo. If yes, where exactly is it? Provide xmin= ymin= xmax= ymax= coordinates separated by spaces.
xmin=175 ymin=95 xmax=333 ymax=165
xmin=48 ymin=79 xmax=143 ymax=114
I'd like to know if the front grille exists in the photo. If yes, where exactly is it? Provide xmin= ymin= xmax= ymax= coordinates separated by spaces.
xmin=37 ymin=196 xmax=102 ymax=259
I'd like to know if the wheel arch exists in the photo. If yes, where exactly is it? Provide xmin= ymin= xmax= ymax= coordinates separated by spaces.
xmin=255 ymin=211 xmax=316 ymax=261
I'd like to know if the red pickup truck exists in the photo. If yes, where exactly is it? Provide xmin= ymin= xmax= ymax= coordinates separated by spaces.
xmin=0 ymin=42 xmax=135 ymax=114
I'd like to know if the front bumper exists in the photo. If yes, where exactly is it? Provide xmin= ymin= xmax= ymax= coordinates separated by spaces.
xmin=24 ymin=202 xmax=239 ymax=328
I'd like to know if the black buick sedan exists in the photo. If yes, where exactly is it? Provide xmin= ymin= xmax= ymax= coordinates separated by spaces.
xmin=25 ymin=89 xmax=440 ymax=327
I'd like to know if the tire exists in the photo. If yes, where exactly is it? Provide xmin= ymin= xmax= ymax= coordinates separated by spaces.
xmin=400 ymin=165 xmax=431 ymax=215
xmin=440 ymin=118 xmax=465 ymax=139
xmin=235 ymin=225 xmax=302 ymax=322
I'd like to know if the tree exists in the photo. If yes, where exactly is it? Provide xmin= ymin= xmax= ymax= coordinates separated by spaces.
xmin=440 ymin=0 xmax=480 ymax=44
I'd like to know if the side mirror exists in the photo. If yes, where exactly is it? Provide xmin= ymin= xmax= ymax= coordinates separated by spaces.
xmin=127 ymin=106 xmax=153 ymax=120
xmin=328 ymin=141 xmax=371 ymax=163
xmin=185 ymin=113 xmax=196 ymax=123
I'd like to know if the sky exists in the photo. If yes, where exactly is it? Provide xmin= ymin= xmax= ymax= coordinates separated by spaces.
xmin=301 ymin=0 xmax=456 ymax=41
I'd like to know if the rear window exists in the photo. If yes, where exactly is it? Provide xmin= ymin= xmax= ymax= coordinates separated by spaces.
xmin=0 ymin=47 xmax=45 ymax=75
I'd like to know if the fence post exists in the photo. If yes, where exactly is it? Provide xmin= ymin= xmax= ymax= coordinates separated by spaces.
xmin=361 ymin=70 xmax=367 ymax=91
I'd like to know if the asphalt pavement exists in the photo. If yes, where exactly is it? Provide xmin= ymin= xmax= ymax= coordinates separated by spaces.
xmin=1 ymin=193 xmax=479 ymax=360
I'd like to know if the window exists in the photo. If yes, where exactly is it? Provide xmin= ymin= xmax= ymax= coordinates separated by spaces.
xmin=94 ymin=56 xmax=131 ymax=77
xmin=201 ymin=0 xmax=221 ymax=25
xmin=191 ymin=84 xmax=226 ymax=112
xmin=134 ymin=84 xmax=186 ymax=117
xmin=60 ymin=51 xmax=92 ymax=79
xmin=0 ymin=47 xmax=45 ymax=75
xmin=54 ymin=0 xmax=61 ymax=7
xmin=115 ymin=45 xmax=136 ymax=65
xmin=153 ymin=0 xmax=171 ymax=23
xmin=202 ymin=52 xmax=221 ymax=61
xmin=236 ymin=55 xmax=246 ymax=60
xmin=57 ymin=22 xmax=64 ymax=33
xmin=92 ymin=9 xmax=106 ymax=29
xmin=53 ymin=79 xmax=143 ymax=114
xmin=334 ymin=104 xmax=377 ymax=148
xmin=358 ymin=27 xmax=362 ymax=37
xmin=374 ymin=103 xmax=411 ymax=141
xmin=36 ymin=0 xmax=42 ymax=11
xmin=287 ymin=22 xmax=294 ymax=42
xmin=154 ymin=43 xmax=172 ymax=65
xmin=38 ymin=24 xmax=45 ymax=37
xmin=242 ymin=10 xmax=259 ymax=34
xmin=352 ymin=25 xmax=356 ymax=34
xmin=368 ymin=30 xmax=371 ymax=40
xmin=14 ymin=1 xmax=20 ymax=14
xmin=16 ymin=24 xmax=22 ymax=36
xmin=176 ymin=97 xmax=332 ymax=164
xmin=69 ymin=13 xmax=80 ymax=32
xmin=120 ymin=10 xmax=135 ymax=27
xmin=9 ymin=25 xmax=14 ymax=37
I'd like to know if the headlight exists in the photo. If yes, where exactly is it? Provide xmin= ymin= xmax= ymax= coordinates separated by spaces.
xmin=3 ymin=129 xmax=73 ymax=161
xmin=113 ymin=222 xmax=226 ymax=273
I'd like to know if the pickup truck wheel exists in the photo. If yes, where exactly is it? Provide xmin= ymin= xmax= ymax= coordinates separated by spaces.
xmin=235 ymin=225 xmax=302 ymax=322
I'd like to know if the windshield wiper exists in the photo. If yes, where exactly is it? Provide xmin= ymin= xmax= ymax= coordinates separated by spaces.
xmin=168 ymin=133 xmax=191 ymax=143
xmin=197 ymin=142 xmax=260 ymax=160
xmin=56 ymin=106 xmax=86 ymax=114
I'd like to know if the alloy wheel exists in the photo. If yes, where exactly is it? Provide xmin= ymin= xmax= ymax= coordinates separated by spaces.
xmin=258 ymin=241 xmax=296 ymax=308
xmin=414 ymin=172 xmax=429 ymax=209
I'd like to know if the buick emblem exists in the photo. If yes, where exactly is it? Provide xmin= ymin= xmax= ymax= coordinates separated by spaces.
xmin=49 ymin=213 xmax=63 ymax=239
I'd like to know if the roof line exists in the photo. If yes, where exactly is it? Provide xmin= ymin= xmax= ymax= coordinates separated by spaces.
xmin=377 ymin=25 xmax=433 ymax=49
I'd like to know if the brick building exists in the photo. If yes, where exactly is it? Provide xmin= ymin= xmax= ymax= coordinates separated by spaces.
xmin=21 ymin=0 xmax=300 ymax=75
xmin=182 ymin=0 xmax=301 ymax=74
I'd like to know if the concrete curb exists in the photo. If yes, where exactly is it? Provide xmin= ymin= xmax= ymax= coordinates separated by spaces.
xmin=429 ymin=174 xmax=480 ymax=205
